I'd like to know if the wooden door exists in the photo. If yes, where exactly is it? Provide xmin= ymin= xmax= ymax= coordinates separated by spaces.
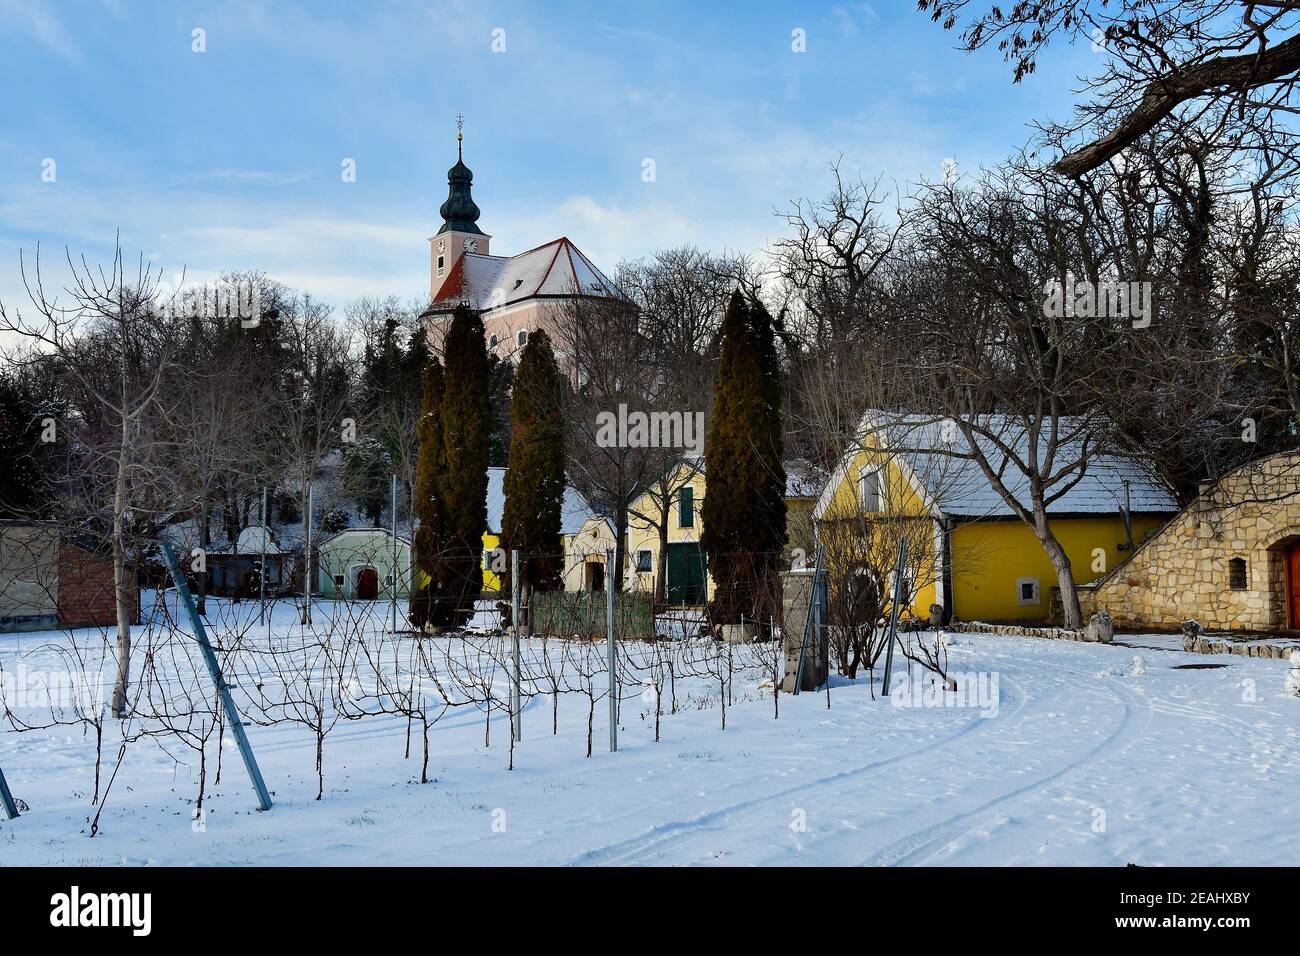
xmin=356 ymin=567 xmax=379 ymax=601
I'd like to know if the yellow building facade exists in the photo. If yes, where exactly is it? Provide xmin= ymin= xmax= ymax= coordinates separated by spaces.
xmin=814 ymin=415 xmax=1179 ymax=624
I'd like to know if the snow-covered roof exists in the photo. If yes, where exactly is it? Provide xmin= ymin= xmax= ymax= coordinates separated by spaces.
xmin=210 ymin=525 xmax=284 ymax=556
xmin=785 ymin=460 xmax=825 ymax=499
xmin=429 ymin=237 xmax=619 ymax=313
xmin=817 ymin=412 xmax=1179 ymax=520
xmin=486 ymin=466 xmax=600 ymax=536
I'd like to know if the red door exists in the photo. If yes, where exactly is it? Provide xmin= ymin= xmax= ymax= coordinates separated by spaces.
xmin=1287 ymin=546 xmax=1300 ymax=629
xmin=357 ymin=567 xmax=379 ymax=601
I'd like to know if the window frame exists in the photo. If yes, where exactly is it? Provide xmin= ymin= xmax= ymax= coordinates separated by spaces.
xmin=858 ymin=467 xmax=881 ymax=513
xmin=1228 ymin=557 xmax=1248 ymax=591
xmin=1015 ymin=576 xmax=1041 ymax=606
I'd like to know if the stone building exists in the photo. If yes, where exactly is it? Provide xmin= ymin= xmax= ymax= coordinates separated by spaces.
xmin=1082 ymin=451 xmax=1300 ymax=631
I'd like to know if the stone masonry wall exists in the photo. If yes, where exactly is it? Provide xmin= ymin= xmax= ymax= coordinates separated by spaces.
xmin=1082 ymin=453 xmax=1300 ymax=631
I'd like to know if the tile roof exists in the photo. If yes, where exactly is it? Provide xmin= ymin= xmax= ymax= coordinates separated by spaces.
xmin=818 ymin=412 xmax=1179 ymax=520
xmin=429 ymin=237 xmax=619 ymax=313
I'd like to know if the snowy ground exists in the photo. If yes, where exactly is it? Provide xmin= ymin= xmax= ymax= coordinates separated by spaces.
xmin=2 ymin=593 xmax=1299 ymax=866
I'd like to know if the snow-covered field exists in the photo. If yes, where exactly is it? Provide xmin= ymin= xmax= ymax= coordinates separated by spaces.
xmin=2 ymin=593 xmax=1299 ymax=867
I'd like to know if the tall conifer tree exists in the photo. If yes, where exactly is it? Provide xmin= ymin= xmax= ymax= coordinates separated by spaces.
xmin=410 ymin=357 xmax=446 ymax=629
xmin=702 ymin=292 xmax=786 ymax=624
xmin=502 ymin=329 xmax=566 ymax=594
xmin=438 ymin=305 xmax=491 ymax=625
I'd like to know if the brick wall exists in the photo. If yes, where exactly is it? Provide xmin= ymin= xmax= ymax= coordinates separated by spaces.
xmin=57 ymin=540 xmax=139 ymax=629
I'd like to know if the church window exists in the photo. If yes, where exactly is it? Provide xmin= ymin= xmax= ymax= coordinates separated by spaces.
xmin=517 ymin=329 xmax=528 ymax=347
xmin=1228 ymin=557 xmax=1248 ymax=590
xmin=437 ymin=255 xmax=444 ymax=276
xmin=489 ymin=334 xmax=498 ymax=348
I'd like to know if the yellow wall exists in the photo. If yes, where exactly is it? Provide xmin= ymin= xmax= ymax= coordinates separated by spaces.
xmin=948 ymin=515 xmax=1165 ymax=622
xmin=482 ymin=532 xmax=501 ymax=592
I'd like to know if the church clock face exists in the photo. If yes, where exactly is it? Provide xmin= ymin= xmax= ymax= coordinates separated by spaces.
xmin=464 ymin=237 xmax=479 ymax=253
xmin=436 ymin=238 xmax=445 ymax=254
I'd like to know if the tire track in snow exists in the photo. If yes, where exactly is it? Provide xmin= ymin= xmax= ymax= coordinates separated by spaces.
xmin=854 ymin=664 xmax=1152 ymax=867
xmin=564 ymin=675 xmax=1028 ymax=867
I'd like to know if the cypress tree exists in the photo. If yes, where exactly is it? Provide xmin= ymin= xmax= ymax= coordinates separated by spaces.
xmin=501 ymin=328 xmax=566 ymax=595
xmin=410 ymin=357 xmax=446 ymax=629
xmin=701 ymin=292 xmax=786 ymax=625
xmin=438 ymin=305 xmax=491 ymax=626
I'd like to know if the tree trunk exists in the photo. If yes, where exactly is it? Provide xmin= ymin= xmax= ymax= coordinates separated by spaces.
xmin=1038 ymin=528 xmax=1082 ymax=628
xmin=110 ymin=442 xmax=132 ymax=718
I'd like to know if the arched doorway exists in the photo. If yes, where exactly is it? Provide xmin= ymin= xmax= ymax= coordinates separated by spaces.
xmin=356 ymin=566 xmax=379 ymax=600
xmin=1287 ymin=544 xmax=1300 ymax=629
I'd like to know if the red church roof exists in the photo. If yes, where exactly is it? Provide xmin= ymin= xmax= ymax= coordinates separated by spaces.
xmin=427 ymin=237 xmax=620 ymax=314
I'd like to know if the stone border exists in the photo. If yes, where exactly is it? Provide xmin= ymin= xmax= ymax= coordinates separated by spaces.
xmin=948 ymin=620 xmax=1299 ymax=660
xmin=1180 ymin=635 xmax=1299 ymax=660
xmin=946 ymin=621 xmax=1100 ymax=643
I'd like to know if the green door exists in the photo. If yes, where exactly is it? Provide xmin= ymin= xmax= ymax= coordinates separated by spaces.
xmin=665 ymin=543 xmax=707 ymax=606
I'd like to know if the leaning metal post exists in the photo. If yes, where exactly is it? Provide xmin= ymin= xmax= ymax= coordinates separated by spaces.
xmin=881 ymin=537 xmax=908 ymax=697
xmin=160 ymin=541 xmax=273 ymax=811
xmin=0 ymin=764 xmax=19 ymax=819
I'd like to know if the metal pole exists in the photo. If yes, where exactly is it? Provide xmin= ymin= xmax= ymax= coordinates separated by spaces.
xmin=511 ymin=549 xmax=521 ymax=743
xmin=390 ymin=474 xmax=399 ymax=634
xmin=160 ymin=542 xmax=273 ymax=811
xmin=258 ymin=487 xmax=268 ymax=627
xmin=303 ymin=483 xmax=313 ymax=626
xmin=605 ymin=547 xmax=617 ymax=753
xmin=881 ymin=537 xmax=908 ymax=697
xmin=0 ymin=763 xmax=19 ymax=819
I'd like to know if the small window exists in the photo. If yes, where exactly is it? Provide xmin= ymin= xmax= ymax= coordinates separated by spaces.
xmin=636 ymin=550 xmax=652 ymax=573
xmin=1016 ymin=577 xmax=1041 ymax=606
xmin=333 ymin=573 xmax=345 ymax=587
xmin=489 ymin=334 xmax=498 ymax=348
xmin=1228 ymin=557 xmax=1248 ymax=590
xmin=679 ymin=486 xmax=694 ymax=528
xmin=437 ymin=255 xmax=445 ymax=277
xmin=858 ymin=468 xmax=881 ymax=512
xmin=517 ymin=329 xmax=528 ymax=347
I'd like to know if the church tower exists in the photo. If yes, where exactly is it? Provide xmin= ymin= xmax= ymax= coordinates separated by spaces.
xmin=430 ymin=116 xmax=491 ymax=302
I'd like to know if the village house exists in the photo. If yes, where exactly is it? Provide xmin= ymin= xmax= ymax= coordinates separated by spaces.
xmin=317 ymin=528 xmax=412 ymax=601
xmin=815 ymin=414 xmax=1179 ymax=625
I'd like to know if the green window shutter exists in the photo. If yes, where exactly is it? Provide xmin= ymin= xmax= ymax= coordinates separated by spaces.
xmin=679 ymin=486 xmax=694 ymax=528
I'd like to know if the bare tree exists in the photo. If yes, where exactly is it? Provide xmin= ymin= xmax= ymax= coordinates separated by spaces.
xmin=0 ymin=239 xmax=180 ymax=716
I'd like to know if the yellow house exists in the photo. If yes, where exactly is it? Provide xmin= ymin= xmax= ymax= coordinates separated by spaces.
xmin=481 ymin=466 xmax=600 ymax=592
xmin=586 ymin=458 xmax=825 ymax=606
xmin=814 ymin=413 xmax=1179 ymax=625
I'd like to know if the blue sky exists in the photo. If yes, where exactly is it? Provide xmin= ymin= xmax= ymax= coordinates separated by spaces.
xmin=0 ymin=0 xmax=1100 ymax=313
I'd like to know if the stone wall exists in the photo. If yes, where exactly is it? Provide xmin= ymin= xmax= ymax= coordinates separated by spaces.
xmin=1081 ymin=452 xmax=1300 ymax=631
